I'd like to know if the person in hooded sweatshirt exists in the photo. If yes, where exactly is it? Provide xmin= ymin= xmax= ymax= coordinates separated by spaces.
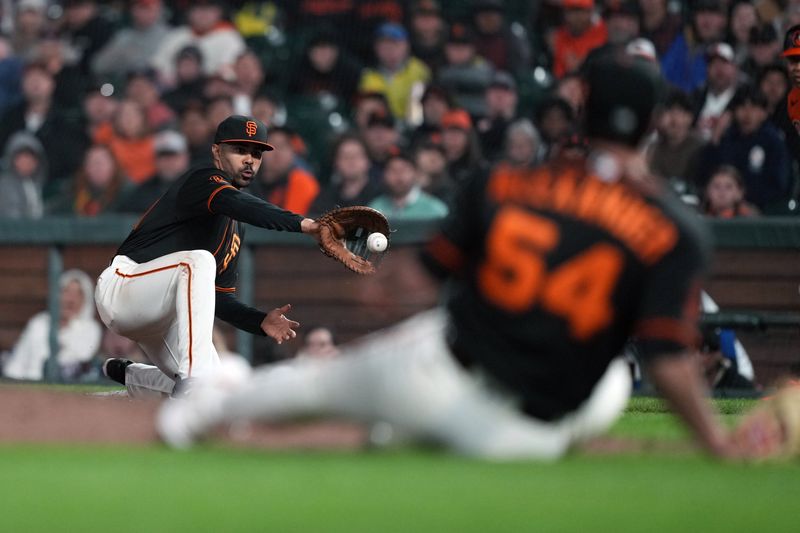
xmin=0 ymin=131 xmax=47 ymax=218
xmin=2 ymin=269 xmax=103 ymax=381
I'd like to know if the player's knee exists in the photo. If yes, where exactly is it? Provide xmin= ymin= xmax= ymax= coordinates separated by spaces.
xmin=185 ymin=250 xmax=217 ymax=276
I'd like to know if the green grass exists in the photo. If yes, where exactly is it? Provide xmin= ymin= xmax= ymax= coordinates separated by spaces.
xmin=0 ymin=396 xmax=797 ymax=533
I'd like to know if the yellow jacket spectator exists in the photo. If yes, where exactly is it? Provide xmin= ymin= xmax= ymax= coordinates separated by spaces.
xmin=359 ymin=22 xmax=430 ymax=121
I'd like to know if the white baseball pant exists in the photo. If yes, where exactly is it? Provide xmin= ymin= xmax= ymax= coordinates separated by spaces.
xmin=212 ymin=308 xmax=631 ymax=460
xmin=95 ymin=250 xmax=221 ymax=397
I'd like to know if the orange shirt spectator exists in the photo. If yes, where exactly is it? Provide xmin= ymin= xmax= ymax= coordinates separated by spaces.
xmin=552 ymin=0 xmax=608 ymax=78
xmin=263 ymin=167 xmax=320 ymax=216
xmin=255 ymin=127 xmax=320 ymax=216
xmin=94 ymin=99 xmax=156 ymax=184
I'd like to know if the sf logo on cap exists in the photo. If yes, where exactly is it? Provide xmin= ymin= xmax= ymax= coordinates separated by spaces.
xmin=245 ymin=121 xmax=258 ymax=137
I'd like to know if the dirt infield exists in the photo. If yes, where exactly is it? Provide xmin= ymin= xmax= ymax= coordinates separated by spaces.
xmin=0 ymin=386 xmax=366 ymax=449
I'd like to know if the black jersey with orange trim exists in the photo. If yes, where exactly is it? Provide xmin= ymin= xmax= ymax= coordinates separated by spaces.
xmin=419 ymin=155 xmax=711 ymax=421
xmin=116 ymin=167 xmax=304 ymax=335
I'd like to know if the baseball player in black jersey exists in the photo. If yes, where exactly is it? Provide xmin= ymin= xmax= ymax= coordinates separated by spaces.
xmin=157 ymin=59 xmax=741 ymax=459
xmin=95 ymin=115 xmax=322 ymax=397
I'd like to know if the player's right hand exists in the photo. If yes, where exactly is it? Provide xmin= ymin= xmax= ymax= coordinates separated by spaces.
xmin=261 ymin=304 xmax=299 ymax=344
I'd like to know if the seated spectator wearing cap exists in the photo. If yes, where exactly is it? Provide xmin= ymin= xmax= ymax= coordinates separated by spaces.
xmin=358 ymin=22 xmax=431 ymax=123
xmin=436 ymin=22 xmax=493 ymax=117
xmin=93 ymin=99 xmax=156 ymax=184
xmin=150 ymin=0 xmax=245 ymax=86
xmin=741 ymin=23 xmax=781 ymax=82
xmin=692 ymin=42 xmax=740 ymax=142
xmin=120 ymin=130 xmax=191 ymax=213
xmin=10 ymin=0 xmax=49 ymax=60
xmin=477 ymin=71 xmax=519 ymax=163
xmin=92 ymin=0 xmax=172 ymax=80
xmin=408 ymin=0 xmax=447 ymax=73
xmin=660 ymin=0 xmax=728 ymax=93
xmin=125 ymin=67 xmax=176 ymax=131
xmin=697 ymin=86 xmax=791 ymax=212
xmin=440 ymin=108 xmax=488 ymax=184
xmin=82 ymin=82 xmax=119 ymax=141
xmin=551 ymin=0 xmax=608 ymax=78
xmin=309 ymin=134 xmax=383 ymax=216
xmin=498 ymin=118 xmax=542 ymax=169
xmin=471 ymin=0 xmax=531 ymax=73
xmin=363 ymin=111 xmax=403 ymax=182
xmin=369 ymin=150 xmax=448 ymax=221
xmin=603 ymin=1 xmax=641 ymax=45
xmin=408 ymin=84 xmax=452 ymax=148
xmin=647 ymin=89 xmax=707 ymax=197
xmin=352 ymin=91 xmax=393 ymax=134
xmin=251 ymin=127 xmax=320 ymax=216
xmin=162 ymin=45 xmax=206 ymax=114
xmin=60 ymin=0 xmax=117 ymax=77
xmin=287 ymin=29 xmax=362 ymax=108
xmin=49 ymin=143 xmax=132 ymax=216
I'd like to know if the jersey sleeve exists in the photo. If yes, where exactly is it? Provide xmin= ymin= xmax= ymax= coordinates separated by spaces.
xmin=419 ymin=172 xmax=485 ymax=279
xmin=178 ymin=171 xmax=303 ymax=232
xmin=633 ymin=222 xmax=710 ymax=361
xmin=215 ymin=291 xmax=267 ymax=336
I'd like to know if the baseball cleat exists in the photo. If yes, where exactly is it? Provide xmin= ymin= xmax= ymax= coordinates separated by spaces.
xmin=102 ymin=358 xmax=134 ymax=385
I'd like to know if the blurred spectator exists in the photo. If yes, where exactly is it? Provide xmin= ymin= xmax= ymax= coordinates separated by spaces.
xmin=696 ymin=326 xmax=757 ymax=391
xmin=350 ymin=0 xmax=405 ymax=64
xmin=363 ymin=111 xmax=402 ymax=180
xmin=125 ymin=67 xmax=176 ymax=131
xmin=551 ymin=0 xmax=608 ymax=78
xmin=310 ymin=134 xmax=382 ymax=215
xmin=639 ymin=0 xmax=683 ymax=58
xmin=31 ymin=35 xmax=85 ymax=114
xmin=231 ymin=49 xmax=266 ymax=116
xmin=648 ymin=89 xmax=706 ymax=195
xmin=0 ymin=61 xmax=87 ymax=184
xmin=251 ymin=90 xmax=285 ymax=128
xmin=81 ymin=82 xmax=118 ymax=140
xmin=151 ymin=0 xmax=245 ymax=85
xmin=352 ymin=91 xmax=392 ymax=132
xmin=698 ymin=86 xmax=791 ymax=211
xmin=477 ymin=71 xmax=519 ymax=163
xmin=408 ymin=0 xmax=447 ymax=73
xmin=701 ymin=164 xmax=759 ymax=218
xmin=179 ymin=104 xmax=213 ymax=167
xmin=603 ymin=0 xmax=641 ymax=45
xmin=287 ymin=28 xmax=361 ymax=107
xmin=414 ymin=141 xmax=456 ymax=205
xmin=59 ymin=0 xmax=116 ymax=76
xmin=0 ymin=131 xmax=46 ymax=219
xmin=553 ymin=130 xmax=590 ymax=160
xmin=92 ymin=0 xmax=171 ymax=80
xmin=500 ymin=118 xmax=542 ymax=168
xmin=0 ymin=35 xmax=23 ymax=116
xmin=295 ymin=325 xmax=339 ymax=359
xmin=726 ymin=0 xmax=759 ymax=66
xmin=120 ymin=130 xmax=190 ymax=213
xmin=727 ymin=0 xmax=759 ymax=65
xmin=162 ymin=45 xmax=206 ymax=114
xmin=661 ymin=0 xmax=728 ymax=92
xmin=692 ymin=42 xmax=739 ymax=142
xmin=440 ymin=108 xmax=487 ymax=184
xmin=93 ymin=99 xmax=156 ymax=184
xmin=470 ymin=0 xmax=531 ymax=73
xmin=757 ymin=63 xmax=789 ymax=127
xmin=358 ymin=22 xmax=431 ymax=122
xmin=408 ymin=83 xmax=451 ymax=148
xmin=436 ymin=22 xmax=493 ymax=117
xmin=368 ymin=151 xmax=448 ymax=220
xmin=253 ymin=126 xmax=320 ymax=216
xmin=206 ymin=95 xmax=235 ymax=131
xmin=49 ymin=143 xmax=131 ymax=216
xmin=1 ymin=269 xmax=102 ymax=382
xmin=9 ymin=0 xmax=48 ymax=59
xmin=553 ymin=72 xmax=585 ymax=117
xmin=534 ymin=97 xmax=575 ymax=159
xmin=742 ymin=23 xmax=781 ymax=82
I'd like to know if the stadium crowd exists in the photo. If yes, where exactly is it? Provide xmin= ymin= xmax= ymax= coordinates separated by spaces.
xmin=0 ymin=0 xmax=798 ymax=222
xmin=1 ymin=0 xmax=797 ymax=383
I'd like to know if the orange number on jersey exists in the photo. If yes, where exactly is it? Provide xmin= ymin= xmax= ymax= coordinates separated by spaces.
xmin=479 ymin=207 xmax=624 ymax=340
xmin=478 ymin=207 xmax=558 ymax=312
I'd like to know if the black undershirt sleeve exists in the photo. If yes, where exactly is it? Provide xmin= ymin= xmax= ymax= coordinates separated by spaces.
xmin=210 ymin=187 xmax=303 ymax=232
xmin=215 ymin=291 xmax=267 ymax=336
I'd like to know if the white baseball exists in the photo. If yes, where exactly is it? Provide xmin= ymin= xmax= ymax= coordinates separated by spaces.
xmin=366 ymin=232 xmax=388 ymax=253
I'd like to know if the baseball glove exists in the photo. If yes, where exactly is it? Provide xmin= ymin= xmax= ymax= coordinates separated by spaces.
xmin=316 ymin=206 xmax=390 ymax=274
xmin=734 ymin=382 xmax=800 ymax=459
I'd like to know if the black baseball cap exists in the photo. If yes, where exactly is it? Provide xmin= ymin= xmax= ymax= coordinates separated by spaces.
xmin=214 ymin=115 xmax=274 ymax=150
xmin=783 ymin=24 xmax=800 ymax=57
